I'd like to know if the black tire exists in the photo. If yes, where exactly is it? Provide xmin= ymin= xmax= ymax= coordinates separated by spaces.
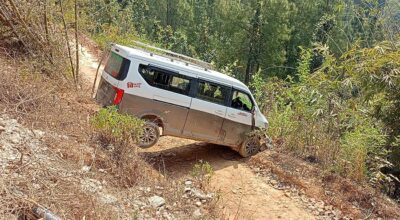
xmin=138 ymin=122 xmax=160 ymax=148
xmin=239 ymin=136 xmax=261 ymax=157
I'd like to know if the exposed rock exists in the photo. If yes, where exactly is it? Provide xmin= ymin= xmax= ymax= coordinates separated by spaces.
xmin=148 ymin=195 xmax=165 ymax=208
xmin=81 ymin=165 xmax=91 ymax=172
xmin=191 ymin=188 xmax=214 ymax=200
xmin=184 ymin=180 xmax=192 ymax=185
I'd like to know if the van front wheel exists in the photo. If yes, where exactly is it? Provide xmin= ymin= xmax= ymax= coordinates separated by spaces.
xmin=239 ymin=136 xmax=261 ymax=157
xmin=138 ymin=122 xmax=160 ymax=148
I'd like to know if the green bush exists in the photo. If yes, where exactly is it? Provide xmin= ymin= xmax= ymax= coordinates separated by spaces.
xmin=91 ymin=106 xmax=145 ymax=187
xmin=91 ymin=106 xmax=144 ymax=144
xmin=191 ymin=160 xmax=214 ymax=188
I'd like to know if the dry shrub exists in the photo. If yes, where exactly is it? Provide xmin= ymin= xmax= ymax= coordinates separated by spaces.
xmin=0 ymin=0 xmax=77 ymax=81
xmin=90 ymin=106 xmax=148 ymax=187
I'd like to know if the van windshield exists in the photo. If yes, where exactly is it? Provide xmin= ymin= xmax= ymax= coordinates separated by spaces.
xmin=104 ymin=52 xmax=131 ymax=80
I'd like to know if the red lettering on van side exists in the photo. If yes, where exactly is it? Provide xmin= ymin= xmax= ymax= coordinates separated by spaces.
xmin=127 ymin=82 xmax=141 ymax=88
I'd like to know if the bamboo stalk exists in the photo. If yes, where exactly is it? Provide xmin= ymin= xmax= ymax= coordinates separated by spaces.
xmin=59 ymin=0 xmax=75 ymax=81
xmin=74 ymin=0 xmax=79 ymax=85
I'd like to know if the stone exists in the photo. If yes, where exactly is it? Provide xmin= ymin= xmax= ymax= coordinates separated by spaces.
xmin=195 ymin=201 xmax=202 ymax=207
xmin=185 ymin=180 xmax=192 ymax=185
xmin=193 ymin=209 xmax=202 ymax=219
xmin=191 ymin=188 xmax=213 ymax=200
xmin=10 ymin=133 xmax=21 ymax=144
xmin=184 ymin=186 xmax=191 ymax=192
xmin=82 ymin=165 xmax=91 ymax=172
xmin=270 ymin=179 xmax=278 ymax=185
xmin=148 ymin=196 xmax=165 ymax=208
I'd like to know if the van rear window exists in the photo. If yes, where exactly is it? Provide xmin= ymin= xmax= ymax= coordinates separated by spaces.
xmin=104 ymin=52 xmax=130 ymax=80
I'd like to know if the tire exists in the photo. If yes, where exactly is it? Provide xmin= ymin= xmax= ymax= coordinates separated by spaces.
xmin=239 ymin=136 xmax=261 ymax=157
xmin=138 ymin=122 xmax=160 ymax=148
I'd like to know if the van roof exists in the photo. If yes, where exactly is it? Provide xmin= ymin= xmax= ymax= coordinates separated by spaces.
xmin=114 ymin=44 xmax=250 ymax=92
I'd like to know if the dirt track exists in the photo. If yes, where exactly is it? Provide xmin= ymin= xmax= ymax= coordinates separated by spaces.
xmin=80 ymin=44 xmax=315 ymax=219
xmin=144 ymin=137 xmax=315 ymax=220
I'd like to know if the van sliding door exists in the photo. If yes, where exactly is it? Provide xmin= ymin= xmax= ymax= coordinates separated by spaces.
xmin=183 ymin=79 xmax=229 ymax=142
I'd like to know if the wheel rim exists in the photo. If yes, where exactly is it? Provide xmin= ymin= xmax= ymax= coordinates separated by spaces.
xmin=245 ymin=138 xmax=259 ymax=155
xmin=139 ymin=126 xmax=157 ymax=146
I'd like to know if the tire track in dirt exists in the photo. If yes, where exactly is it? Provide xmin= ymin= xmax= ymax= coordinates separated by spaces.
xmin=80 ymin=44 xmax=315 ymax=220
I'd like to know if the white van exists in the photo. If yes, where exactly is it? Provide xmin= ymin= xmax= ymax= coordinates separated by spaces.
xmin=95 ymin=44 xmax=269 ymax=157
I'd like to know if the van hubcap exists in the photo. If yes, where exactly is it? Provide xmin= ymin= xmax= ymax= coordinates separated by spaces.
xmin=245 ymin=138 xmax=259 ymax=155
xmin=140 ymin=126 xmax=157 ymax=145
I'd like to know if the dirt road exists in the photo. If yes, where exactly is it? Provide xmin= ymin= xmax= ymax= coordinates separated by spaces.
xmin=143 ymin=137 xmax=315 ymax=220
xmin=80 ymin=45 xmax=315 ymax=219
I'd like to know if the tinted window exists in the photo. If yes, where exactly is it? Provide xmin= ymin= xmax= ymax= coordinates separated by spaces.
xmin=139 ymin=65 xmax=191 ymax=95
xmin=197 ymin=80 xmax=229 ymax=105
xmin=231 ymin=90 xmax=254 ymax=112
xmin=104 ymin=52 xmax=130 ymax=80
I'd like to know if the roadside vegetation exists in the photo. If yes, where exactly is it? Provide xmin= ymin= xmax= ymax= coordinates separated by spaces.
xmin=0 ymin=0 xmax=399 ymax=218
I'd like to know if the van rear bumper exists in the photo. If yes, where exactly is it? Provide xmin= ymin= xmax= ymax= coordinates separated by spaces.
xmin=95 ymin=78 xmax=116 ymax=107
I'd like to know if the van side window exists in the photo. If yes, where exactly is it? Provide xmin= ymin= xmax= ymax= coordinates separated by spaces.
xmin=231 ymin=90 xmax=254 ymax=112
xmin=104 ymin=52 xmax=131 ymax=80
xmin=139 ymin=65 xmax=191 ymax=95
xmin=197 ymin=80 xmax=229 ymax=105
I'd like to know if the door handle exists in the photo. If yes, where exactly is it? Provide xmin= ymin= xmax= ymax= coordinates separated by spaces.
xmin=228 ymin=113 xmax=236 ymax=118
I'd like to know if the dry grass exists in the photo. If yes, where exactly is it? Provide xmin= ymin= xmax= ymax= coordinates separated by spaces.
xmin=0 ymin=53 xmax=218 ymax=219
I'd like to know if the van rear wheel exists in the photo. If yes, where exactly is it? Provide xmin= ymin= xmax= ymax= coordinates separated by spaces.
xmin=239 ymin=136 xmax=261 ymax=157
xmin=138 ymin=122 xmax=160 ymax=148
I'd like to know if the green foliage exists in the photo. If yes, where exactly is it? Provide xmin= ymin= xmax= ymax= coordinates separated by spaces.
xmin=262 ymin=40 xmax=399 ymax=182
xmin=338 ymin=120 xmax=386 ymax=181
xmin=91 ymin=106 xmax=144 ymax=143
xmin=81 ymin=0 xmax=399 ymax=83
xmin=191 ymin=160 xmax=214 ymax=185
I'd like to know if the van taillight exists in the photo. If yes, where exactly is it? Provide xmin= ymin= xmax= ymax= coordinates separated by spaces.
xmin=112 ymin=87 xmax=124 ymax=105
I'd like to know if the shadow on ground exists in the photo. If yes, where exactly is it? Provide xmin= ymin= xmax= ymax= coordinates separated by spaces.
xmin=140 ymin=140 xmax=246 ymax=179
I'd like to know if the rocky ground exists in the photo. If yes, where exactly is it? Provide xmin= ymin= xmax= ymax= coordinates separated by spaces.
xmin=0 ymin=112 xmax=220 ymax=219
